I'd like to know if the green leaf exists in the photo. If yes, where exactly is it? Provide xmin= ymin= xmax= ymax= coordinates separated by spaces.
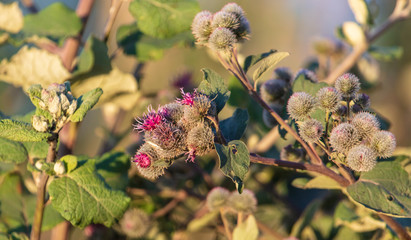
xmin=243 ymin=49 xmax=277 ymax=73
xmin=187 ymin=210 xmax=219 ymax=232
xmin=348 ymin=0 xmax=373 ymax=25
xmin=252 ymin=51 xmax=289 ymax=82
xmin=334 ymin=201 xmax=359 ymax=222
xmin=347 ymin=155 xmax=411 ymax=217
xmin=22 ymin=142 xmax=48 ymax=160
xmin=292 ymin=175 xmax=341 ymax=190
xmin=129 ymin=0 xmax=200 ymax=39
xmin=26 ymin=195 xmax=65 ymax=231
xmin=26 ymin=84 xmax=42 ymax=108
xmin=215 ymin=140 xmax=250 ymax=193
xmin=0 ymin=119 xmax=51 ymax=142
xmin=60 ymin=155 xmax=78 ymax=173
xmin=70 ymin=88 xmax=103 ymax=122
xmin=95 ymin=151 xmax=130 ymax=190
xmin=232 ymin=215 xmax=258 ymax=240
xmin=368 ymin=46 xmax=404 ymax=62
xmin=48 ymin=160 xmax=130 ymax=228
xmin=198 ymin=68 xmax=230 ymax=113
xmin=117 ymin=23 xmax=193 ymax=62
xmin=0 ymin=138 xmax=27 ymax=163
xmin=22 ymin=2 xmax=81 ymax=38
xmin=220 ymin=108 xmax=249 ymax=142
xmin=290 ymin=199 xmax=322 ymax=237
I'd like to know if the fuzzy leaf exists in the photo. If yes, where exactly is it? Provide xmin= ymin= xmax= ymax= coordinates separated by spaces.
xmin=243 ymin=49 xmax=277 ymax=73
xmin=348 ymin=0 xmax=373 ymax=25
xmin=233 ymin=215 xmax=258 ymax=240
xmin=368 ymin=46 xmax=404 ymax=62
xmin=0 ymin=137 xmax=27 ymax=163
xmin=0 ymin=119 xmax=50 ymax=142
xmin=252 ymin=51 xmax=289 ymax=82
xmin=198 ymin=68 xmax=230 ymax=113
xmin=215 ymin=140 xmax=250 ymax=193
xmin=60 ymin=155 xmax=78 ymax=173
xmin=70 ymin=88 xmax=103 ymax=122
xmin=0 ymin=2 xmax=23 ymax=33
xmin=23 ymin=2 xmax=81 ymax=38
xmin=220 ymin=108 xmax=249 ymax=142
xmin=48 ymin=160 xmax=130 ymax=228
xmin=347 ymin=156 xmax=411 ymax=217
xmin=22 ymin=142 xmax=49 ymax=160
xmin=292 ymin=175 xmax=341 ymax=190
xmin=129 ymin=0 xmax=200 ymax=39
xmin=0 ymin=46 xmax=70 ymax=90
xmin=95 ymin=151 xmax=130 ymax=190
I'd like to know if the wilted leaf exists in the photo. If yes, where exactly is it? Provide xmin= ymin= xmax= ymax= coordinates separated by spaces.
xmin=342 ymin=21 xmax=366 ymax=47
xmin=0 ymin=2 xmax=23 ymax=33
xmin=220 ymin=108 xmax=249 ymax=142
xmin=252 ymin=51 xmax=289 ymax=82
xmin=198 ymin=68 xmax=230 ymax=113
xmin=233 ymin=215 xmax=258 ymax=240
xmin=215 ymin=140 xmax=250 ymax=193
xmin=0 ymin=119 xmax=51 ymax=142
xmin=347 ymin=156 xmax=411 ymax=217
xmin=0 ymin=137 xmax=27 ymax=163
xmin=23 ymin=2 xmax=81 ymax=38
xmin=348 ymin=0 xmax=373 ymax=25
xmin=0 ymin=46 xmax=70 ymax=90
xmin=129 ymin=0 xmax=200 ymax=39
xmin=49 ymin=160 xmax=130 ymax=228
xmin=70 ymin=88 xmax=103 ymax=122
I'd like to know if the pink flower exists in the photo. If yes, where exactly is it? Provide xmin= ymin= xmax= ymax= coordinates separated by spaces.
xmin=177 ymin=89 xmax=196 ymax=106
xmin=133 ymin=153 xmax=151 ymax=168
xmin=186 ymin=148 xmax=196 ymax=163
xmin=135 ymin=106 xmax=164 ymax=132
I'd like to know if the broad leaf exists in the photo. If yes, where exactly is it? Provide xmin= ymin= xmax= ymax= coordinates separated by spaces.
xmin=23 ymin=2 xmax=81 ymax=38
xmin=220 ymin=108 xmax=249 ymax=142
xmin=70 ymin=88 xmax=103 ymax=122
xmin=129 ymin=0 xmax=200 ymax=39
xmin=0 ymin=173 xmax=25 ymax=233
xmin=95 ymin=151 xmax=130 ymax=190
xmin=215 ymin=140 xmax=250 ymax=193
xmin=187 ymin=210 xmax=219 ymax=232
xmin=49 ymin=160 xmax=130 ymax=228
xmin=0 ymin=137 xmax=27 ymax=163
xmin=0 ymin=2 xmax=23 ymax=33
xmin=347 ymin=155 xmax=411 ymax=217
xmin=292 ymin=175 xmax=341 ymax=190
xmin=0 ymin=46 xmax=70 ymax=90
xmin=290 ymin=200 xmax=322 ymax=237
xmin=198 ymin=68 xmax=230 ymax=113
xmin=368 ymin=46 xmax=404 ymax=62
xmin=0 ymin=119 xmax=50 ymax=142
xmin=60 ymin=155 xmax=78 ymax=173
xmin=243 ymin=49 xmax=277 ymax=73
xmin=341 ymin=21 xmax=366 ymax=47
xmin=233 ymin=215 xmax=258 ymax=240
xmin=334 ymin=201 xmax=359 ymax=222
xmin=117 ymin=23 xmax=193 ymax=62
xmin=252 ymin=51 xmax=289 ymax=82
xmin=348 ymin=0 xmax=373 ymax=26
xmin=22 ymin=142 xmax=48 ymax=160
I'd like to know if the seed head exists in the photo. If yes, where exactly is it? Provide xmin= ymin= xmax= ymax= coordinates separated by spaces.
xmin=221 ymin=3 xmax=250 ymax=41
xmin=212 ymin=11 xmax=239 ymax=31
xmin=221 ymin=3 xmax=245 ymax=17
xmin=295 ymin=69 xmax=318 ymax=83
xmin=119 ymin=208 xmax=150 ymax=238
xmin=370 ymin=131 xmax=396 ymax=158
xmin=228 ymin=189 xmax=257 ymax=214
xmin=208 ymin=27 xmax=237 ymax=52
xmin=316 ymin=87 xmax=342 ymax=112
xmin=287 ymin=92 xmax=317 ymax=120
xmin=335 ymin=73 xmax=360 ymax=99
xmin=186 ymin=122 xmax=215 ymax=162
xmin=206 ymin=187 xmax=230 ymax=211
xmin=299 ymin=119 xmax=324 ymax=143
xmin=262 ymin=103 xmax=282 ymax=128
xmin=192 ymin=11 xmax=213 ymax=45
xmin=274 ymin=67 xmax=293 ymax=83
xmin=346 ymin=145 xmax=377 ymax=172
xmin=135 ymin=106 xmax=164 ymax=132
xmin=329 ymin=123 xmax=360 ymax=153
xmin=260 ymin=79 xmax=287 ymax=102
xmin=351 ymin=112 xmax=380 ymax=141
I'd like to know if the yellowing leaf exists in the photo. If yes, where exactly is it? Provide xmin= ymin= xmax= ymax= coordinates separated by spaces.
xmin=0 ymin=46 xmax=70 ymax=90
xmin=342 ymin=21 xmax=366 ymax=47
xmin=348 ymin=0 xmax=373 ymax=25
xmin=0 ymin=2 xmax=23 ymax=33
xmin=71 ymin=67 xmax=139 ymax=110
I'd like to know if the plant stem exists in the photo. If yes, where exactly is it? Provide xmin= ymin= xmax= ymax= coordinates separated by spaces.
xmin=152 ymin=190 xmax=187 ymax=218
xmin=378 ymin=213 xmax=411 ymax=240
xmin=323 ymin=0 xmax=411 ymax=85
xmin=220 ymin=208 xmax=232 ymax=240
xmin=30 ymin=135 xmax=58 ymax=240
xmin=103 ymin=0 xmax=123 ymax=41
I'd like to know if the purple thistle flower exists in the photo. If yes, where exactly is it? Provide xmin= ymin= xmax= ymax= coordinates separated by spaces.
xmin=135 ymin=106 xmax=164 ymax=132
xmin=133 ymin=153 xmax=151 ymax=168
xmin=186 ymin=148 xmax=196 ymax=163
xmin=177 ymin=89 xmax=196 ymax=106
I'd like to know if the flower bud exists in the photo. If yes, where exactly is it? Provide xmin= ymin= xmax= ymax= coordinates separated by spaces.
xmin=351 ymin=112 xmax=380 ymax=141
xmin=260 ymin=79 xmax=287 ymax=102
xmin=186 ymin=122 xmax=214 ymax=162
xmin=299 ymin=119 xmax=324 ymax=143
xmin=351 ymin=104 xmax=362 ymax=114
xmin=287 ymin=92 xmax=317 ymax=120
xmin=346 ymin=145 xmax=377 ymax=172
xmin=59 ymin=94 xmax=70 ymax=112
xmin=221 ymin=3 xmax=245 ymax=17
xmin=335 ymin=73 xmax=360 ymax=99
xmin=354 ymin=93 xmax=370 ymax=110
xmin=211 ymin=11 xmax=239 ymax=31
xmin=119 ymin=208 xmax=150 ymax=238
xmin=370 ymin=131 xmax=396 ymax=158
xmin=206 ymin=187 xmax=230 ymax=211
xmin=228 ymin=189 xmax=257 ymax=214
xmin=32 ymin=115 xmax=49 ymax=132
xmin=35 ymin=160 xmax=44 ymax=170
xmin=316 ymin=87 xmax=342 ymax=113
xmin=67 ymin=100 xmax=77 ymax=116
xmin=262 ymin=103 xmax=282 ymax=128
xmin=295 ymin=69 xmax=318 ymax=83
xmin=274 ymin=67 xmax=293 ymax=83
xmin=192 ymin=11 xmax=213 ymax=45
xmin=329 ymin=123 xmax=360 ymax=153
xmin=208 ymin=27 xmax=237 ymax=52
xmin=48 ymin=95 xmax=61 ymax=115
xmin=333 ymin=105 xmax=348 ymax=120
xmin=280 ymin=145 xmax=304 ymax=162
xmin=134 ymin=143 xmax=167 ymax=179
xmin=54 ymin=161 xmax=66 ymax=175
xmin=145 ymin=122 xmax=185 ymax=151
xmin=221 ymin=3 xmax=250 ymax=41
xmin=160 ymin=102 xmax=184 ymax=123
